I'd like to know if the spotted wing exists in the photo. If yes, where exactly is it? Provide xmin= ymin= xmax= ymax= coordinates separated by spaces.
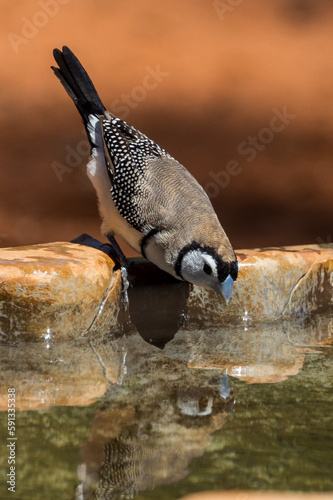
xmin=101 ymin=116 xmax=171 ymax=231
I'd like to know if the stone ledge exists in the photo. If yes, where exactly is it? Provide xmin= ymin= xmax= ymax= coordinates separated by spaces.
xmin=0 ymin=241 xmax=122 ymax=342
xmin=188 ymin=244 xmax=333 ymax=325
xmin=0 ymin=242 xmax=332 ymax=342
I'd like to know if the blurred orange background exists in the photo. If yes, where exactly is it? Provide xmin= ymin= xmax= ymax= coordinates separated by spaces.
xmin=0 ymin=0 xmax=332 ymax=256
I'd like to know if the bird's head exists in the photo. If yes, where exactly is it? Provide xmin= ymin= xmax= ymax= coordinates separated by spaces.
xmin=175 ymin=242 xmax=238 ymax=303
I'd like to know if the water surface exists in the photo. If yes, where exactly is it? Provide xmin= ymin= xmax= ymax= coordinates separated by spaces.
xmin=0 ymin=311 xmax=332 ymax=499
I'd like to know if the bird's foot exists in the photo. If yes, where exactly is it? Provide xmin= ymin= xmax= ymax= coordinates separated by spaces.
xmin=105 ymin=233 xmax=130 ymax=303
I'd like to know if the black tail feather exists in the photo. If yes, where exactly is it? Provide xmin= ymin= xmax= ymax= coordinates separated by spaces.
xmin=51 ymin=46 xmax=106 ymax=124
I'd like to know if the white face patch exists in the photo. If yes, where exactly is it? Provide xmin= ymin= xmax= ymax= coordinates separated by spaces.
xmin=202 ymin=254 xmax=218 ymax=277
xmin=180 ymin=248 xmax=234 ymax=301
xmin=180 ymin=249 xmax=219 ymax=289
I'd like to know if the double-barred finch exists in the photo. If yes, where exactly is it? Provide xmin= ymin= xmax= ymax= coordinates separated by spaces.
xmin=52 ymin=46 xmax=238 ymax=302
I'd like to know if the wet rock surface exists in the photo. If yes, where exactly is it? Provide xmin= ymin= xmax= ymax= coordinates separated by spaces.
xmin=0 ymin=241 xmax=122 ymax=342
xmin=0 ymin=241 xmax=332 ymax=342
xmin=188 ymin=244 xmax=333 ymax=325
xmin=1 ymin=314 xmax=331 ymax=411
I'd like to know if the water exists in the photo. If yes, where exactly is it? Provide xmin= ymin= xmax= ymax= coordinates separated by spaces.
xmin=0 ymin=309 xmax=332 ymax=499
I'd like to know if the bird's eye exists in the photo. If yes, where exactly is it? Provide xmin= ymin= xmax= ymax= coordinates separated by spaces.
xmin=203 ymin=263 xmax=212 ymax=275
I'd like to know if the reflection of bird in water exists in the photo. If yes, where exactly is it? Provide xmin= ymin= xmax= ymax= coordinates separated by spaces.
xmin=219 ymin=370 xmax=231 ymax=400
xmin=177 ymin=384 xmax=233 ymax=418
xmin=177 ymin=389 xmax=214 ymax=417
xmin=84 ymin=394 xmax=235 ymax=499
xmin=89 ymin=432 xmax=195 ymax=499
xmin=91 ymin=439 xmax=137 ymax=499
xmin=88 ymin=396 xmax=235 ymax=498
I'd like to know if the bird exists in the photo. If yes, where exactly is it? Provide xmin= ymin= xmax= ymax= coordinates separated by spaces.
xmin=51 ymin=46 xmax=238 ymax=302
